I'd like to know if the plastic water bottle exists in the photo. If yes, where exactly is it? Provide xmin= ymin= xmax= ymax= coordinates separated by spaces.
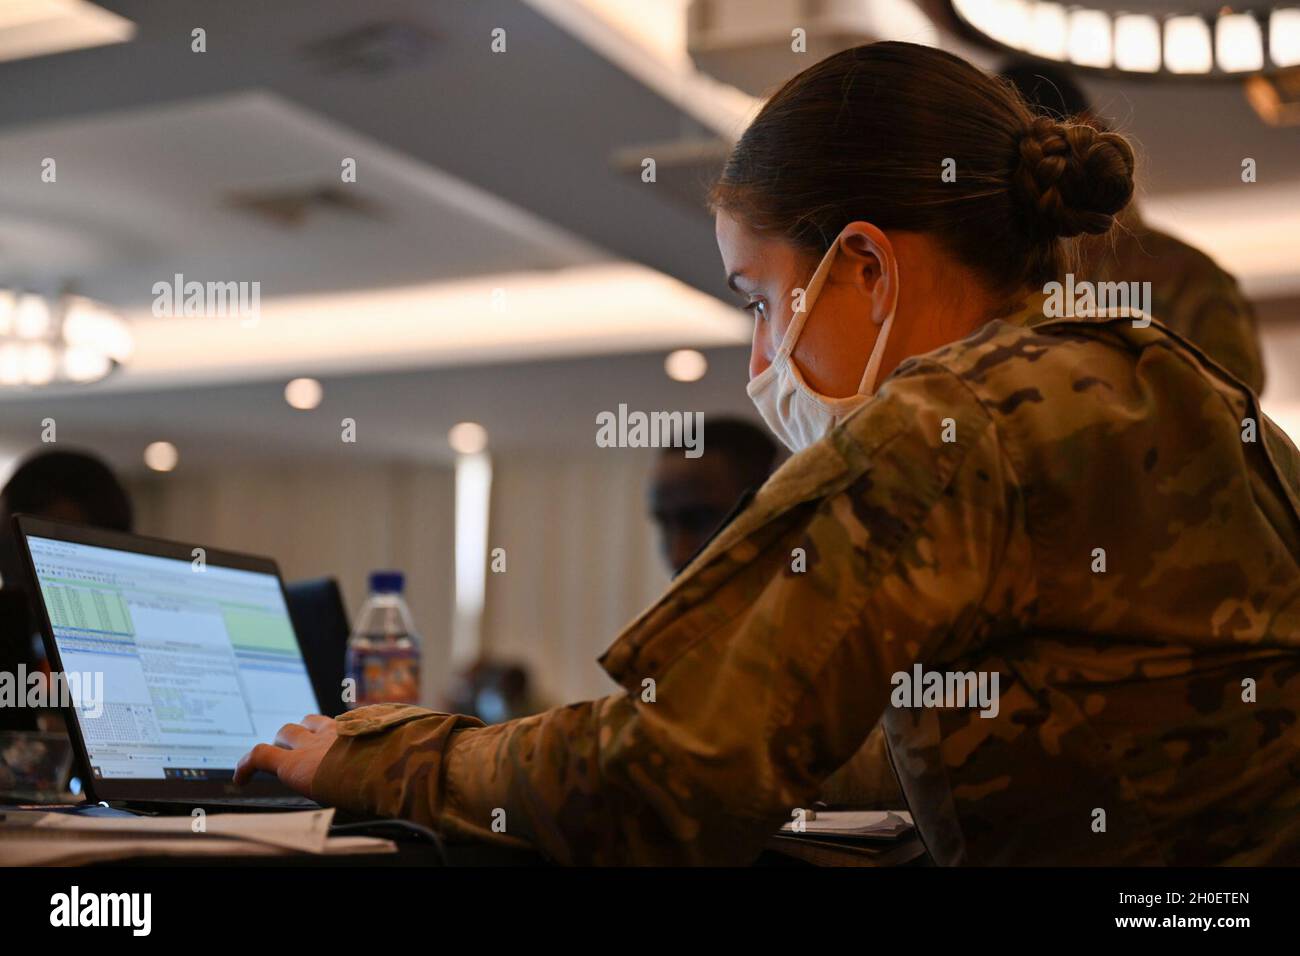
xmin=345 ymin=571 xmax=421 ymax=708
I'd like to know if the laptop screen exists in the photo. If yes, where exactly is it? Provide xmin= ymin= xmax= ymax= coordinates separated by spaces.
xmin=25 ymin=534 xmax=319 ymax=782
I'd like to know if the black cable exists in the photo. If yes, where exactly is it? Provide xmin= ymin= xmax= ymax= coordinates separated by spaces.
xmin=329 ymin=819 xmax=447 ymax=866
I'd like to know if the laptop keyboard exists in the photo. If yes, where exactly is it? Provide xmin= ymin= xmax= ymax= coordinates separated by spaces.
xmin=201 ymin=797 xmax=320 ymax=808
xmin=128 ymin=796 xmax=321 ymax=813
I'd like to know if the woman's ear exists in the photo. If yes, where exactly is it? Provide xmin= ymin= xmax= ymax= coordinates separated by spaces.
xmin=837 ymin=222 xmax=897 ymax=325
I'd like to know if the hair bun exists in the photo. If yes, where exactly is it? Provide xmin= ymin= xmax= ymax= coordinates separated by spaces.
xmin=1014 ymin=115 xmax=1136 ymax=238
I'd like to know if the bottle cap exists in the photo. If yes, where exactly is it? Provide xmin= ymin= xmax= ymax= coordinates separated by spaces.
xmin=369 ymin=570 xmax=404 ymax=594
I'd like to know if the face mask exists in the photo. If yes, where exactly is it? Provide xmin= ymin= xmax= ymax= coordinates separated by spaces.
xmin=746 ymin=229 xmax=899 ymax=453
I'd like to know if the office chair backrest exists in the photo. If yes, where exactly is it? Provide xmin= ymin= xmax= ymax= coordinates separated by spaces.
xmin=284 ymin=577 xmax=351 ymax=718
xmin=0 ymin=587 xmax=39 ymax=731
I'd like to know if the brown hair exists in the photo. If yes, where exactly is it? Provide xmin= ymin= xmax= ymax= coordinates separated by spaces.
xmin=711 ymin=42 xmax=1136 ymax=293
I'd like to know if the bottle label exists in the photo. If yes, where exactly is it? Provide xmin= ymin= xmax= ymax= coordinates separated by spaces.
xmin=346 ymin=645 xmax=419 ymax=707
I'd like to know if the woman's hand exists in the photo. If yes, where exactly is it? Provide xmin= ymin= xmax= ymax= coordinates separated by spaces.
xmin=233 ymin=714 xmax=338 ymax=796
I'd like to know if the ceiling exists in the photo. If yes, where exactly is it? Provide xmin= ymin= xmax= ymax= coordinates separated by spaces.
xmin=0 ymin=0 xmax=1295 ymax=476
xmin=0 ymin=89 xmax=604 ymax=303
xmin=0 ymin=0 xmax=737 ymax=299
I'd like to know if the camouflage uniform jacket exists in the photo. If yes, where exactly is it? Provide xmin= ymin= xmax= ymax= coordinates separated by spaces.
xmin=1080 ymin=206 xmax=1265 ymax=393
xmin=313 ymin=294 xmax=1300 ymax=865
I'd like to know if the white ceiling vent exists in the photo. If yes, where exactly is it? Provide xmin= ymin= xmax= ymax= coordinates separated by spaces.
xmin=302 ymin=20 xmax=438 ymax=75
xmin=224 ymin=185 xmax=385 ymax=229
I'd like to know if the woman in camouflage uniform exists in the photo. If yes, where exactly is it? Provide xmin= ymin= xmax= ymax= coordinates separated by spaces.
xmin=238 ymin=42 xmax=1300 ymax=866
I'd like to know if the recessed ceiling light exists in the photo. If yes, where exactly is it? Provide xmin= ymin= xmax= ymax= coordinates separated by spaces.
xmin=448 ymin=422 xmax=488 ymax=455
xmin=981 ymin=0 xmax=1031 ymax=51
xmin=1165 ymin=15 xmax=1214 ymax=74
xmin=144 ymin=441 xmax=178 ymax=473
xmin=1271 ymin=9 xmax=1300 ymax=68
xmin=1114 ymin=14 xmax=1161 ymax=73
xmin=62 ymin=347 xmax=111 ymax=383
xmin=13 ymin=294 xmax=50 ymax=339
xmin=22 ymin=343 xmax=55 ymax=386
xmin=665 ymin=348 xmax=707 ymax=382
xmin=1067 ymin=8 xmax=1112 ymax=68
xmin=1026 ymin=2 xmax=1068 ymax=60
xmin=284 ymin=377 xmax=323 ymax=410
xmin=953 ymin=1 xmax=1282 ymax=78
xmin=1217 ymin=13 xmax=1264 ymax=73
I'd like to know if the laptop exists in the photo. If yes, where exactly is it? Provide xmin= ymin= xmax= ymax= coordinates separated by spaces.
xmin=12 ymin=515 xmax=322 ymax=813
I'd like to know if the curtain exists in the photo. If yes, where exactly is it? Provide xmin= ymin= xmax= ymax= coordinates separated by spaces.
xmin=481 ymin=448 xmax=670 ymax=705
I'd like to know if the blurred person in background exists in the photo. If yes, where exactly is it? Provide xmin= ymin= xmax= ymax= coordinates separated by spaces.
xmin=1001 ymin=58 xmax=1265 ymax=394
xmin=646 ymin=413 xmax=905 ymax=809
xmin=648 ymin=415 xmax=779 ymax=575
xmin=442 ymin=659 xmax=542 ymax=724
xmin=239 ymin=42 xmax=1300 ymax=866
xmin=0 ymin=450 xmax=133 ymax=732
xmin=443 ymin=418 xmax=781 ymax=723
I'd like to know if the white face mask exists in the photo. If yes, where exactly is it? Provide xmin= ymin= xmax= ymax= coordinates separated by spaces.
xmin=746 ymin=229 xmax=899 ymax=453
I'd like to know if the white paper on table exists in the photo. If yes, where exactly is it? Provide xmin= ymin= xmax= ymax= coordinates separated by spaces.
xmin=777 ymin=810 xmax=913 ymax=838
xmin=0 ymin=832 xmax=396 ymax=866
xmin=27 ymin=808 xmax=336 ymax=853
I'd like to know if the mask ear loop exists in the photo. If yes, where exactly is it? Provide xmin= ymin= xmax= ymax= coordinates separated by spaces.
xmin=855 ymin=250 xmax=901 ymax=396
xmin=857 ymin=312 xmax=893 ymax=394
xmin=773 ymin=237 xmax=839 ymax=361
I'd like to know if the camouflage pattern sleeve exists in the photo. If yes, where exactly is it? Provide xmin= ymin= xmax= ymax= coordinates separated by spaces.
xmin=311 ymin=362 xmax=1030 ymax=864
